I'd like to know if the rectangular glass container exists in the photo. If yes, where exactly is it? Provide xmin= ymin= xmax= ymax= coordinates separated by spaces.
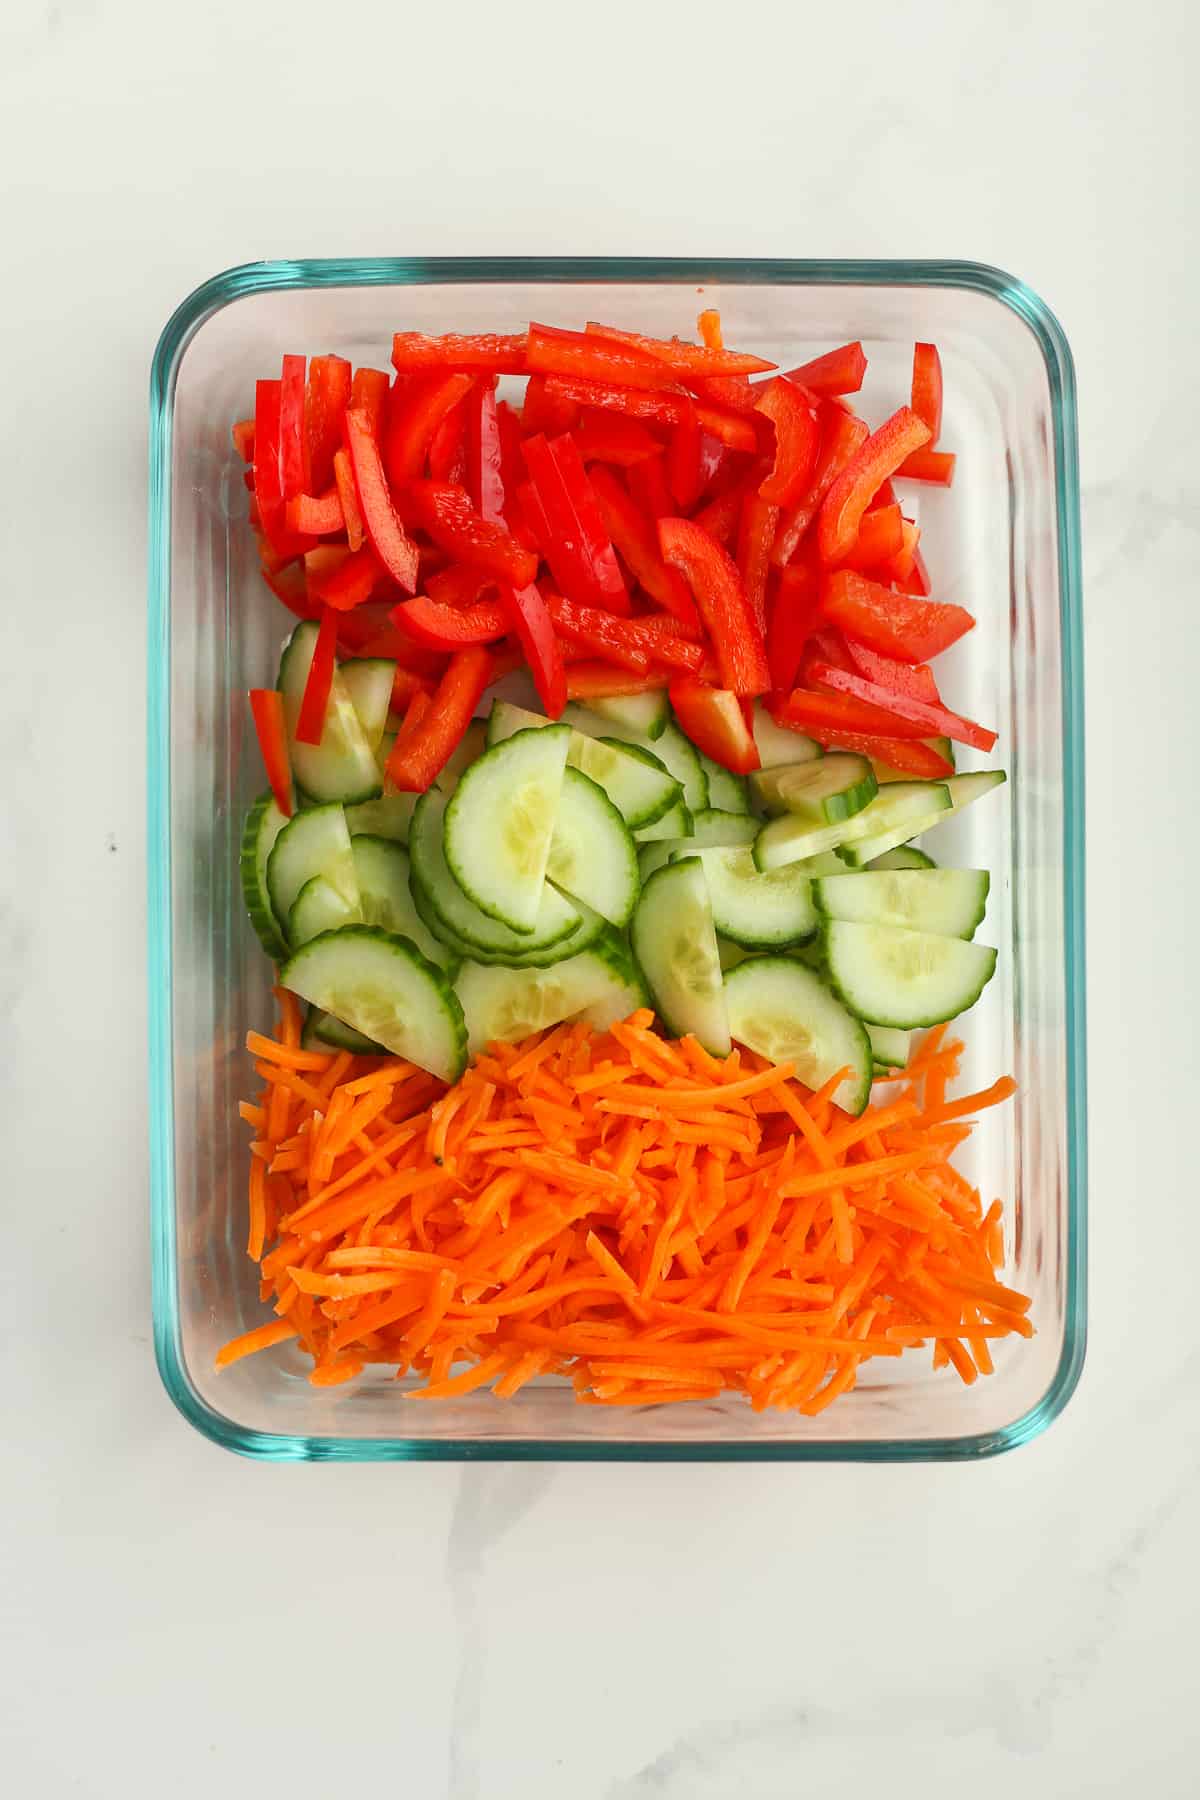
xmin=148 ymin=258 xmax=1086 ymax=1461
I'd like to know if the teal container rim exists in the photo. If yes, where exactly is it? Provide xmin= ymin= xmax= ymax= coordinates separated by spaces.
xmin=147 ymin=257 xmax=1087 ymax=1463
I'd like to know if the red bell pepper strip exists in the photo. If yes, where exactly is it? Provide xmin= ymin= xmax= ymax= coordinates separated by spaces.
xmin=428 ymin=388 xmax=470 ymax=484
xmin=583 ymin=320 xmax=775 ymax=379
xmin=770 ymin=405 xmax=870 ymax=567
xmin=775 ymin=686 xmax=929 ymax=740
xmin=528 ymin=324 xmax=686 ymax=393
xmin=575 ymin=409 xmax=662 ymax=468
xmin=305 ymin=544 xmax=384 ymax=612
xmin=465 ymin=379 xmax=506 ymax=523
xmin=666 ymin=399 xmax=703 ymax=509
xmin=543 ymin=592 xmax=650 ymax=673
xmin=624 ymin=617 xmax=706 ymax=673
xmin=343 ymin=407 xmax=421 ymax=594
xmin=384 ymin=371 xmax=475 ymax=487
xmin=425 ymin=564 xmax=499 ymax=608
xmin=348 ymin=367 xmax=390 ymax=437
xmin=279 ymin=354 xmax=311 ymax=501
xmin=691 ymin=482 xmax=745 ymax=549
xmin=873 ymin=516 xmax=920 ymax=585
xmin=390 ymin=332 xmax=528 ymax=375
xmin=253 ymin=379 xmax=313 ymax=559
xmin=232 ymin=418 xmax=255 ymax=462
xmin=483 ymin=639 xmax=527 ymax=684
xmin=696 ymin=433 xmax=742 ymax=501
xmin=521 ymin=433 xmax=630 ymax=615
xmin=658 ymin=517 xmax=771 ymax=696
xmin=838 ymin=502 xmax=904 ymax=571
xmin=896 ymin=447 xmax=956 ymax=485
xmin=820 ymin=569 xmax=974 ymax=663
xmin=626 ymin=453 xmax=675 ymax=522
xmin=805 ymin=729 xmax=954 ymax=779
xmin=285 ymin=488 xmax=344 ymax=536
xmin=809 ymin=663 xmax=997 ymax=752
xmin=668 ymin=680 xmax=761 ymax=774
xmin=754 ymin=378 xmax=820 ymax=508
xmin=293 ymin=605 xmax=340 ymax=748
xmin=389 ymin=593 xmax=508 ymax=650
xmin=390 ymin=666 xmax=433 ymax=712
xmin=818 ymin=407 xmax=932 ymax=564
xmin=538 ymin=375 xmax=759 ymax=453
xmin=766 ymin=559 xmax=820 ymax=693
xmin=798 ymin=627 xmax=857 ymax=687
xmin=564 ymin=663 xmax=670 ymax=702
xmin=248 ymin=688 xmax=295 ymax=816
xmin=690 ymin=372 xmax=758 ymax=413
xmin=841 ymin=638 xmax=943 ymax=706
xmin=514 ymin=478 xmax=549 ymax=553
xmin=586 ymin=465 xmax=700 ymax=631
xmin=501 ymin=583 xmax=566 ymax=717
xmin=781 ymin=342 xmax=867 ymax=397
xmin=332 ymin=448 xmax=366 ymax=552
xmin=697 ymin=309 xmax=723 ymax=350
xmin=305 ymin=354 xmax=352 ymax=491
xmin=900 ymin=543 xmax=933 ymax=597
xmin=910 ymin=343 xmax=943 ymax=442
xmin=384 ymin=645 xmax=494 ymax=792
xmin=736 ymin=493 xmax=781 ymax=639
xmin=405 ymin=479 xmax=538 ymax=588
xmin=390 ymin=687 xmax=434 ymax=766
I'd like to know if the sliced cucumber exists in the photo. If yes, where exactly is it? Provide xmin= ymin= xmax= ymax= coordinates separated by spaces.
xmin=687 ymin=808 xmax=759 ymax=847
xmin=866 ymin=1023 xmax=911 ymax=1070
xmin=277 ymin=623 xmax=382 ymax=804
xmin=545 ymin=767 xmax=639 ymax=928
xmin=751 ymin=753 xmax=878 ymax=825
xmin=281 ymin=926 xmax=467 ymax=1082
xmin=305 ymin=1007 xmax=383 ymax=1054
xmin=717 ymin=936 xmax=753 ymax=972
xmin=240 ymin=792 xmax=290 ymax=961
xmin=578 ymin=934 xmax=651 ymax=1029
xmin=585 ymin=689 xmax=670 ymax=740
xmin=343 ymin=791 xmax=418 ymax=844
xmin=793 ymin=850 xmax=858 ymax=877
xmin=838 ymin=770 xmax=1005 ymax=868
xmin=339 ymin=658 xmax=396 ymax=752
xmin=444 ymin=725 xmax=570 ymax=932
xmin=697 ymin=753 xmax=751 ymax=815
xmin=752 ymin=705 xmax=823 ymax=770
xmin=456 ymin=946 xmax=630 ymax=1056
xmin=754 ymin=781 xmax=952 ymax=873
xmin=288 ymin=875 xmax=360 ymax=947
xmin=724 ymin=955 xmax=872 ymax=1116
xmin=694 ymin=847 xmax=818 ymax=948
xmin=630 ymin=856 xmax=730 ymax=1054
xmin=638 ymin=841 xmax=675 ymax=881
xmin=823 ymin=921 xmax=998 ymax=1028
xmin=409 ymin=788 xmax=583 ymax=962
xmin=491 ymin=701 xmax=680 ymax=829
xmin=868 ymin=846 xmax=936 ymax=872
xmin=651 ymin=719 xmax=708 ymax=813
xmin=815 ymin=869 xmax=989 ymax=940
xmin=634 ymin=799 xmax=694 ymax=842
xmin=267 ymin=802 xmax=360 ymax=932
xmin=352 ymin=835 xmax=458 ymax=970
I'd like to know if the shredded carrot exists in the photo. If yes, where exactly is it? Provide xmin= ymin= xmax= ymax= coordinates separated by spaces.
xmin=220 ymin=1011 xmax=1029 ymax=1414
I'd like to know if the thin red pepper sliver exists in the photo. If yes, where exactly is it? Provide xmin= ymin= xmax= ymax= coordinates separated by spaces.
xmin=820 ymin=569 xmax=975 ymax=663
xmin=343 ymin=408 xmax=420 ymax=594
xmin=625 ymin=453 xmax=675 ymax=522
xmin=521 ymin=432 xmax=630 ymax=615
xmin=668 ymin=679 xmax=761 ymax=774
xmin=384 ymin=646 xmax=494 ymax=792
xmin=817 ymin=406 xmax=932 ymax=564
xmin=279 ymin=354 xmax=311 ymax=501
xmin=736 ymin=493 xmax=781 ymax=639
xmin=691 ymin=483 xmax=745 ymax=550
xmin=809 ymin=729 xmax=954 ymax=780
xmin=765 ymin=559 xmax=820 ymax=693
xmin=390 ymin=331 xmax=529 ymax=375
xmin=425 ymin=565 xmax=499 ymax=609
xmin=781 ymin=342 xmax=867 ymax=397
xmin=666 ymin=399 xmax=704 ymax=509
xmin=841 ymin=639 xmax=943 ymax=707
xmin=405 ymin=479 xmax=538 ymax=588
xmin=305 ymin=544 xmax=384 ymax=612
xmin=583 ymin=321 xmax=776 ymax=378
xmin=528 ymin=323 xmax=686 ymax=393
xmin=539 ymin=376 xmax=759 ymax=453
xmin=500 ymin=583 xmax=566 ymax=717
xmin=775 ymin=686 xmax=930 ymax=740
xmin=248 ymin=688 xmax=295 ymax=816
xmin=389 ymin=594 xmax=508 ymax=651
xmin=896 ymin=447 xmax=956 ymax=485
xmin=294 ymin=605 xmax=340 ymax=747
xmin=305 ymin=355 xmax=352 ymax=491
xmin=522 ymin=374 xmax=580 ymax=437
xmin=838 ymin=502 xmax=904 ymax=571
xmin=563 ymin=662 xmax=670 ymax=702
xmin=771 ymin=405 xmax=870 ymax=568
xmin=253 ymin=379 xmax=313 ymax=559
xmin=232 ymin=418 xmax=255 ymax=462
xmin=658 ymin=516 xmax=771 ymax=696
xmin=385 ymin=371 xmax=475 ymax=488
xmin=544 ymin=592 xmax=649 ymax=673
xmin=332 ymin=448 xmax=366 ymax=552
xmin=575 ymin=410 xmax=663 ymax=468
xmin=348 ymin=368 xmax=390 ymax=437
xmin=585 ymin=465 xmax=700 ymax=631
xmin=465 ymin=379 xmax=506 ymax=523
xmin=809 ymin=663 xmax=997 ymax=752
xmin=910 ymin=343 xmax=944 ymax=442
xmin=285 ymin=489 xmax=344 ymax=536
xmin=754 ymin=378 xmax=820 ymax=508
xmin=428 ymin=389 xmax=470 ymax=485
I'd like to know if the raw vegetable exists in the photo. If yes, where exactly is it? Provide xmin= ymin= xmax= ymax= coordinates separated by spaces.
xmin=631 ymin=857 xmax=730 ymax=1054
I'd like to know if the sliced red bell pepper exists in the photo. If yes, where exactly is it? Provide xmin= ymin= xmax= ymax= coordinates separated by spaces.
xmin=754 ymin=378 xmax=820 ymax=508
xmin=465 ymin=379 xmax=506 ymax=523
xmin=564 ymin=663 xmax=670 ymax=702
xmin=910 ymin=343 xmax=943 ymax=442
xmin=666 ymin=398 xmax=703 ymax=509
xmin=484 ymin=639 xmax=527 ymax=684
xmin=305 ymin=543 xmax=384 ymax=612
xmin=697 ymin=309 xmax=723 ymax=350
xmin=841 ymin=638 xmax=943 ymax=706
xmin=586 ymin=465 xmax=699 ymax=631
xmin=501 ymin=583 xmax=566 ymax=716
xmin=736 ymin=493 xmax=781 ymax=639
xmin=668 ymin=680 xmax=761 ymax=774
xmin=405 ymin=479 xmax=538 ymax=589
xmin=691 ymin=483 xmax=745 ymax=549
xmin=248 ymin=688 xmax=295 ymax=815
xmin=538 ymin=376 xmax=759 ymax=453
xmin=868 ymin=479 xmax=898 ymax=510
xmin=765 ymin=559 xmax=820 ymax=693
xmin=522 ymin=373 xmax=581 ymax=437
xmin=896 ymin=447 xmax=956 ymax=485
xmin=285 ymin=488 xmax=344 ymax=536
xmin=624 ymin=616 xmax=706 ymax=673
xmin=820 ymin=569 xmax=974 ymax=663
xmin=839 ymin=502 xmax=904 ymax=571
xmin=521 ymin=433 xmax=630 ymax=615
xmin=770 ymin=405 xmax=870 ymax=567
xmin=809 ymin=663 xmax=997 ymax=752
xmin=293 ymin=605 xmax=340 ymax=747
xmin=428 ymin=388 xmax=470 ymax=485
xmin=348 ymin=367 xmax=390 ymax=437
xmin=775 ymin=686 xmax=929 ymax=740
xmin=305 ymin=354 xmax=352 ymax=491
xmin=384 ymin=645 xmax=494 ymax=792
xmin=544 ymin=592 xmax=650 ymax=673
xmin=232 ymin=418 xmax=255 ymax=462
xmin=389 ymin=688 xmax=434 ymax=769
xmin=390 ymin=665 xmax=434 ymax=712
xmin=389 ymin=593 xmax=507 ymax=650
xmin=798 ymin=627 xmax=856 ymax=688
xmin=575 ymin=409 xmax=662 ymax=468
xmin=279 ymin=354 xmax=311 ymax=501
xmin=528 ymin=323 xmax=686 ymax=393
xmin=583 ymin=320 xmax=775 ymax=378
xmin=781 ymin=342 xmax=867 ymax=397
xmin=390 ymin=331 xmax=529 ymax=375
xmin=658 ymin=517 xmax=771 ymax=696
xmin=873 ymin=516 xmax=920 ymax=585
xmin=343 ymin=407 xmax=420 ymax=594
xmin=696 ymin=433 xmax=743 ymax=501
xmin=900 ymin=543 xmax=933 ymax=597
xmin=384 ymin=371 xmax=475 ymax=488
xmin=818 ymin=407 xmax=932 ymax=564
xmin=690 ymin=372 xmax=758 ymax=413
xmin=425 ymin=564 xmax=498 ymax=608
xmin=332 ymin=448 xmax=365 ymax=552
xmin=514 ymin=478 xmax=549 ymax=553
xmin=805 ymin=729 xmax=954 ymax=779
xmin=253 ymin=379 xmax=313 ymax=559
xmin=626 ymin=453 xmax=675 ymax=522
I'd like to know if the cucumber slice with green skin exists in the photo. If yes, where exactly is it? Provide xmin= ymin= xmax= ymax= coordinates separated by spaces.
xmin=277 ymin=623 xmax=382 ymax=804
xmin=823 ymin=921 xmax=998 ymax=1029
xmin=754 ymin=782 xmax=952 ymax=873
xmin=410 ymin=866 xmax=604 ymax=969
xmin=343 ymin=792 xmax=418 ymax=844
xmin=585 ymin=689 xmax=670 ymax=740
xmin=752 ymin=705 xmax=824 ymax=771
xmin=561 ymin=700 xmax=664 ymax=748
xmin=814 ymin=869 xmax=989 ymax=940
xmin=867 ymin=846 xmax=936 ymax=872
xmin=339 ymin=658 xmax=396 ymax=752
xmin=282 ymin=926 xmax=467 ymax=1082
xmin=490 ymin=701 xmax=680 ymax=829
xmin=694 ymin=847 xmax=818 ymax=948
xmin=751 ymin=753 xmax=878 ymax=826
xmin=724 ymin=955 xmax=872 ymax=1117
xmin=866 ymin=1023 xmax=911 ymax=1069
xmin=652 ymin=719 xmax=708 ymax=813
xmin=631 ymin=856 xmax=730 ymax=1054
xmin=697 ymin=753 xmax=751 ymax=814
xmin=409 ymin=787 xmax=582 ymax=960
xmin=717 ymin=936 xmax=753 ymax=972
xmin=638 ymin=841 xmax=674 ymax=881
xmin=837 ymin=770 xmax=1005 ymax=868
xmin=792 ymin=850 xmax=857 ymax=877
xmin=545 ymin=767 xmax=639 ymax=928
xmin=304 ymin=1008 xmax=384 ymax=1054
xmin=633 ymin=800 xmax=694 ymax=842
xmin=267 ymin=802 xmax=360 ymax=932
xmin=687 ymin=808 xmax=760 ymax=847
xmin=288 ymin=874 xmax=360 ymax=947
xmin=352 ymin=835 xmax=459 ymax=970
xmin=240 ymin=793 xmax=290 ymax=962
xmin=444 ymin=725 xmax=570 ymax=932
xmin=578 ymin=935 xmax=652 ymax=1029
xmin=456 ymin=946 xmax=631 ymax=1056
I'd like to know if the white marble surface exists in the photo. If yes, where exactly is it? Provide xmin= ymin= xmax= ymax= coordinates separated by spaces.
xmin=4 ymin=1 xmax=1199 ymax=1793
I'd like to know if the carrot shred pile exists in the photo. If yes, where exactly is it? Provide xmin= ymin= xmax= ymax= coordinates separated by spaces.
xmin=218 ymin=990 xmax=1028 ymax=1414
